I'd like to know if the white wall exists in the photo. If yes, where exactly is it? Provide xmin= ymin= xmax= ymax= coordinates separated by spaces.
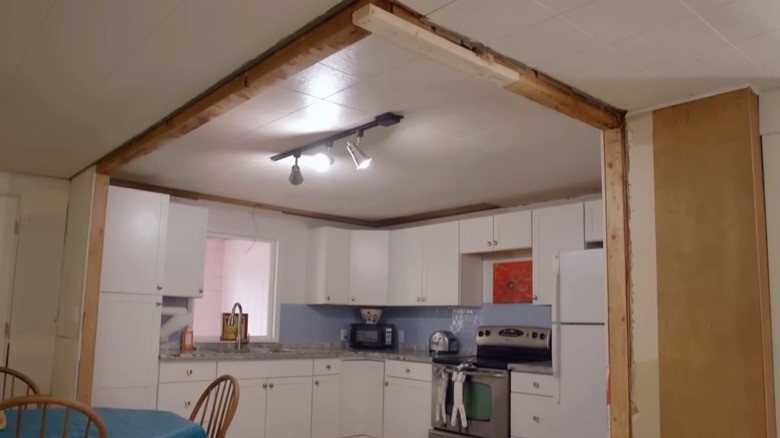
xmin=759 ymin=88 xmax=780 ymax=431
xmin=51 ymin=167 xmax=95 ymax=397
xmin=0 ymin=170 xmax=69 ymax=392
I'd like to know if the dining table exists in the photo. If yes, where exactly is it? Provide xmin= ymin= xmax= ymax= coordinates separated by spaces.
xmin=0 ymin=407 xmax=207 ymax=438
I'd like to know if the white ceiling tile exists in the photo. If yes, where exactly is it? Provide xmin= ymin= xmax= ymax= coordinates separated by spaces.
xmin=320 ymin=36 xmax=418 ymax=81
xmin=261 ymin=101 xmax=371 ymax=137
xmin=611 ymin=17 xmax=727 ymax=71
xmin=282 ymin=63 xmax=361 ymax=99
xmin=428 ymin=0 xmax=556 ymax=44
xmin=395 ymin=0 xmax=454 ymax=15
xmin=491 ymin=17 xmax=600 ymax=67
xmin=734 ymin=29 xmax=780 ymax=65
xmin=562 ymin=0 xmax=693 ymax=43
xmin=651 ymin=44 xmax=766 ymax=78
xmin=213 ymin=103 xmax=286 ymax=131
xmin=243 ymin=87 xmax=320 ymax=115
xmin=534 ymin=0 xmax=596 ymax=14
xmin=0 ymin=0 xmax=55 ymax=88
xmin=686 ymin=0 xmax=780 ymax=42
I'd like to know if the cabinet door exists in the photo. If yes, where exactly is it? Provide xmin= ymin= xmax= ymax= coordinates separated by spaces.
xmin=101 ymin=187 xmax=169 ymax=294
xmin=423 ymin=222 xmax=460 ymax=306
xmin=383 ymin=377 xmax=432 ymax=438
xmin=350 ymin=231 xmax=389 ymax=306
xmin=312 ymin=375 xmax=340 ymax=438
xmin=459 ymin=216 xmax=494 ymax=254
xmin=388 ymin=228 xmax=424 ymax=306
xmin=92 ymin=293 xmax=161 ymax=409
xmin=341 ymin=361 xmax=384 ymax=438
xmin=532 ymin=204 xmax=584 ymax=305
xmin=493 ymin=211 xmax=532 ymax=251
xmin=157 ymin=381 xmax=208 ymax=419
xmin=511 ymin=393 xmax=553 ymax=438
xmin=163 ymin=203 xmax=208 ymax=298
xmin=229 ymin=379 xmax=267 ymax=438
xmin=266 ymin=376 xmax=313 ymax=438
xmin=584 ymin=200 xmax=604 ymax=243
xmin=306 ymin=228 xmax=350 ymax=305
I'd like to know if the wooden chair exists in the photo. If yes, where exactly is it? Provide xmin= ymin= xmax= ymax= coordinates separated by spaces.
xmin=190 ymin=375 xmax=240 ymax=438
xmin=0 ymin=366 xmax=40 ymax=401
xmin=0 ymin=394 xmax=107 ymax=437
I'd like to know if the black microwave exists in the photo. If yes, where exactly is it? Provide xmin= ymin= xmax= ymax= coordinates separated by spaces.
xmin=349 ymin=323 xmax=397 ymax=350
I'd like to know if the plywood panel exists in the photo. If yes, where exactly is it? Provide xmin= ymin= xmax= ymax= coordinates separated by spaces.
xmin=653 ymin=88 xmax=772 ymax=437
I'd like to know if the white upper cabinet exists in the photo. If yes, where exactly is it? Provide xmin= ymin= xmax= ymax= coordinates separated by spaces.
xmin=305 ymin=227 xmax=350 ymax=305
xmin=460 ymin=211 xmax=532 ymax=253
xmin=388 ymin=227 xmax=424 ymax=306
xmin=422 ymin=222 xmax=461 ymax=306
xmin=349 ymin=230 xmax=389 ymax=306
xmin=584 ymin=200 xmax=604 ymax=244
xmin=532 ymin=204 xmax=584 ymax=305
xmin=101 ymin=186 xmax=169 ymax=295
xmin=162 ymin=203 xmax=208 ymax=298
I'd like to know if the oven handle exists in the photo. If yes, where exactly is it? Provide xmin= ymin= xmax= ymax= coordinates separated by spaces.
xmin=437 ymin=365 xmax=508 ymax=379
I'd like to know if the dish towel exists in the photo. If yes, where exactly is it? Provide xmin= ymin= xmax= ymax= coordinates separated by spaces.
xmin=0 ymin=410 xmax=6 ymax=430
xmin=451 ymin=371 xmax=467 ymax=428
xmin=435 ymin=370 xmax=449 ymax=424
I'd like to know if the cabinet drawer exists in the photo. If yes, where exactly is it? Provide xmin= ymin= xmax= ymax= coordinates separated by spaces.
xmin=511 ymin=372 xmax=555 ymax=397
xmin=159 ymin=362 xmax=217 ymax=383
xmin=313 ymin=358 xmax=340 ymax=375
xmin=384 ymin=360 xmax=432 ymax=382
xmin=511 ymin=393 xmax=553 ymax=438
xmin=217 ymin=359 xmax=313 ymax=379
xmin=157 ymin=382 xmax=208 ymax=418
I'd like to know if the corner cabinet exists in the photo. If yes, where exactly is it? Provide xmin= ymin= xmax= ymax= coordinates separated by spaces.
xmin=584 ymin=200 xmax=604 ymax=244
xmin=341 ymin=360 xmax=384 ymax=438
xmin=532 ymin=204 xmax=584 ymax=305
xmin=460 ymin=210 xmax=532 ymax=254
xmin=305 ymin=227 xmax=351 ymax=305
xmin=100 ymin=186 xmax=169 ymax=295
xmin=162 ymin=203 xmax=209 ymax=298
xmin=349 ymin=230 xmax=389 ymax=306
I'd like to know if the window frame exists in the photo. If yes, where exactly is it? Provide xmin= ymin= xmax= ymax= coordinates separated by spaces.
xmin=193 ymin=232 xmax=279 ymax=343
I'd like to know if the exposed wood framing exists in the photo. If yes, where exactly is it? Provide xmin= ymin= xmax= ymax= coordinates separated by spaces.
xmin=371 ymin=203 xmax=500 ymax=227
xmin=603 ymin=127 xmax=632 ymax=438
xmin=76 ymin=173 xmax=109 ymax=405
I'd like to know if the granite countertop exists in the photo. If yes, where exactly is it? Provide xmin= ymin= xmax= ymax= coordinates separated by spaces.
xmin=159 ymin=344 xmax=436 ymax=364
xmin=508 ymin=361 xmax=554 ymax=375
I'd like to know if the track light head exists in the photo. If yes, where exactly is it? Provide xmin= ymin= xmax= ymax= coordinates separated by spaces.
xmin=347 ymin=134 xmax=371 ymax=170
xmin=289 ymin=154 xmax=304 ymax=185
xmin=313 ymin=143 xmax=335 ymax=172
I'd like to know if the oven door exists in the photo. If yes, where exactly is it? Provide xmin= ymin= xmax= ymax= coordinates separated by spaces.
xmin=431 ymin=364 xmax=509 ymax=438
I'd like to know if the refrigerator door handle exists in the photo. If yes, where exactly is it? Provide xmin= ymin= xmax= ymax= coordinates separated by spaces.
xmin=552 ymin=323 xmax=561 ymax=404
xmin=552 ymin=253 xmax=561 ymax=322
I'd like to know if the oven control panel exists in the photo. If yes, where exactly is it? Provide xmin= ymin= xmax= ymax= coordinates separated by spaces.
xmin=475 ymin=325 xmax=551 ymax=349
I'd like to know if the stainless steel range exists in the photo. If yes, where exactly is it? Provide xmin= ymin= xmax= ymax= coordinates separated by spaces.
xmin=429 ymin=325 xmax=552 ymax=438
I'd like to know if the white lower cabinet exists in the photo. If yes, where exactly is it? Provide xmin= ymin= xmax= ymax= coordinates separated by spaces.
xmin=341 ymin=360 xmax=385 ymax=438
xmin=157 ymin=381 xmax=208 ymax=419
xmin=510 ymin=393 xmax=553 ymax=438
xmin=383 ymin=377 xmax=431 ymax=438
xmin=266 ymin=376 xmax=313 ymax=438
xmin=313 ymin=374 xmax=340 ymax=438
xmin=229 ymin=378 xmax=268 ymax=438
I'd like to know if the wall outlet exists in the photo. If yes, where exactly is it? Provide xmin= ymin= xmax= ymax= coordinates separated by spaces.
xmin=398 ymin=330 xmax=405 ymax=344
xmin=340 ymin=328 xmax=348 ymax=341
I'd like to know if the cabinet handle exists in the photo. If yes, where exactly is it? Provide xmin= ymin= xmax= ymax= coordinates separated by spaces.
xmin=384 ymin=381 xmax=389 ymax=387
xmin=421 ymin=297 xmax=426 ymax=302
xmin=315 ymin=380 xmax=319 ymax=386
xmin=156 ymin=302 xmax=162 ymax=307
xmin=326 ymin=364 xmax=332 ymax=370
xmin=186 ymin=370 xmax=193 ymax=376
xmin=416 ymin=297 xmax=421 ymax=302
xmin=533 ymin=295 xmax=538 ymax=301
xmin=493 ymin=240 xmax=498 ymax=246
xmin=487 ymin=241 xmax=492 ymax=246
xmin=269 ymin=383 xmax=274 ymax=389
xmin=351 ymin=297 xmax=355 ymax=302
xmin=185 ymin=401 xmax=191 ymax=408
xmin=326 ymin=296 xmax=330 ymax=301
xmin=157 ymin=285 xmax=163 ymax=291
xmin=533 ymin=382 xmax=540 ymax=389
xmin=262 ymin=383 xmax=268 ymax=389
xmin=533 ymin=416 xmax=540 ymax=423
xmin=198 ymin=288 xmax=204 ymax=294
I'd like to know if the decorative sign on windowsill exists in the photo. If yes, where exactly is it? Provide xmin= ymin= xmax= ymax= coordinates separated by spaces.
xmin=220 ymin=313 xmax=249 ymax=342
xmin=492 ymin=260 xmax=532 ymax=303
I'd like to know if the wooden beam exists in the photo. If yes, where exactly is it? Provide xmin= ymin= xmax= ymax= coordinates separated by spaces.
xmin=95 ymin=0 xmax=388 ymax=175
xmin=377 ymin=3 xmax=625 ymax=130
xmin=371 ymin=203 xmax=501 ymax=228
xmin=110 ymin=179 xmax=377 ymax=227
xmin=76 ymin=173 xmax=109 ymax=405
xmin=603 ymin=126 xmax=632 ymax=438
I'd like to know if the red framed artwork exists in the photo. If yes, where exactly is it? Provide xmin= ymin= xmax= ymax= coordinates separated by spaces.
xmin=493 ymin=260 xmax=533 ymax=303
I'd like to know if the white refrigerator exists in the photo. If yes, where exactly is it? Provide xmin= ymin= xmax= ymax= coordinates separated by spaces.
xmin=552 ymin=248 xmax=608 ymax=438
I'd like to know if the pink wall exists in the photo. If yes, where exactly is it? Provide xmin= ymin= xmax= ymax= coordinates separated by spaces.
xmin=193 ymin=239 xmax=225 ymax=337
xmin=221 ymin=240 xmax=272 ymax=337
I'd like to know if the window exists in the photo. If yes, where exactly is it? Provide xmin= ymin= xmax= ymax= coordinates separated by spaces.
xmin=193 ymin=237 xmax=276 ymax=341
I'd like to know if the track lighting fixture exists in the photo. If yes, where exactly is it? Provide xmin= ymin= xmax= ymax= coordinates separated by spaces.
xmin=289 ymin=154 xmax=304 ymax=186
xmin=270 ymin=112 xmax=403 ymax=185
xmin=347 ymin=131 xmax=371 ymax=170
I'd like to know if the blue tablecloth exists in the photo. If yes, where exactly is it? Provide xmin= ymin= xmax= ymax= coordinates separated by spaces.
xmin=1 ymin=408 xmax=207 ymax=438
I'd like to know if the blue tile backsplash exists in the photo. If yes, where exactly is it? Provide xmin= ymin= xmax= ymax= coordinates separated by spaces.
xmin=279 ymin=303 xmax=551 ymax=350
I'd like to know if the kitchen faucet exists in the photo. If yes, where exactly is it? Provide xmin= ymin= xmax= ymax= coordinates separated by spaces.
xmin=228 ymin=302 xmax=244 ymax=351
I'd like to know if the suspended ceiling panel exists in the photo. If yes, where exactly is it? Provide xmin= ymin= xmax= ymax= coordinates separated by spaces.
xmin=0 ymin=0 xmax=341 ymax=178
xmin=117 ymin=36 xmax=601 ymax=220
xmin=403 ymin=0 xmax=780 ymax=111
